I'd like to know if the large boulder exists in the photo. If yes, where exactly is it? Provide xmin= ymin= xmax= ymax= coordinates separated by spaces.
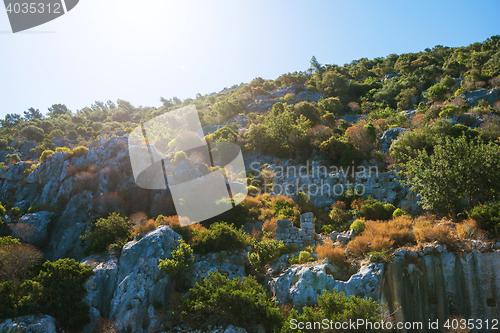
xmin=378 ymin=127 xmax=408 ymax=153
xmin=269 ymin=263 xmax=384 ymax=309
xmin=463 ymin=88 xmax=500 ymax=106
xmin=188 ymin=250 xmax=247 ymax=286
xmin=10 ymin=211 xmax=57 ymax=248
xmin=108 ymin=225 xmax=181 ymax=333
xmin=0 ymin=315 xmax=57 ymax=333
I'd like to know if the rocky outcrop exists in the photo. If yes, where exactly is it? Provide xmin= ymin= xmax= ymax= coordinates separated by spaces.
xmin=9 ymin=211 xmax=57 ymax=248
xmin=0 ymin=315 xmax=57 ymax=333
xmin=382 ymin=250 xmax=500 ymax=333
xmin=463 ymin=88 xmax=500 ymax=106
xmin=82 ymin=226 xmax=180 ymax=333
xmin=378 ymin=127 xmax=408 ymax=153
xmin=269 ymin=262 xmax=384 ymax=309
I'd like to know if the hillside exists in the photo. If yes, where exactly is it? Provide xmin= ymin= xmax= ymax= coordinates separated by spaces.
xmin=0 ymin=35 xmax=500 ymax=332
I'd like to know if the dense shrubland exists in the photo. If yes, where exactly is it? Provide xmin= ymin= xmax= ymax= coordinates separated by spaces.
xmin=0 ymin=36 xmax=500 ymax=331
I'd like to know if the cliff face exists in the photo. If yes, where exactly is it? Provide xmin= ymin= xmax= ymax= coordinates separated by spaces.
xmin=382 ymin=251 xmax=500 ymax=332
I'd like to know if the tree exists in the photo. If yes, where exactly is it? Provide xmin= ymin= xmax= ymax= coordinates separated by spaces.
xmin=310 ymin=55 xmax=324 ymax=74
xmin=1 ymin=114 xmax=21 ymax=128
xmin=397 ymin=135 xmax=500 ymax=215
xmin=23 ymin=108 xmax=43 ymax=121
xmin=20 ymin=125 xmax=44 ymax=142
xmin=47 ymin=104 xmax=70 ymax=118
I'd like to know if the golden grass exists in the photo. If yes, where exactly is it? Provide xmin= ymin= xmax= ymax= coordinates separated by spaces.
xmin=316 ymin=240 xmax=347 ymax=266
xmin=414 ymin=221 xmax=457 ymax=246
xmin=456 ymin=219 xmax=486 ymax=241
xmin=348 ymin=217 xmax=415 ymax=256
xmin=262 ymin=217 xmax=278 ymax=237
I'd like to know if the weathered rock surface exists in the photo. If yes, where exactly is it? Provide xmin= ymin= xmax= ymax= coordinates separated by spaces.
xmin=269 ymin=263 xmax=383 ymax=309
xmin=463 ymin=88 xmax=500 ymax=106
xmin=378 ymin=127 xmax=408 ymax=153
xmin=0 ymin=315 xmax=57 ymax=333
xmin=10 ymin=211 xmax=57 ymax=248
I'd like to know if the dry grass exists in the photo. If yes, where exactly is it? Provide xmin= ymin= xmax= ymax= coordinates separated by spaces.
xmin=66 ymin=165 xmax=78 ymax=176
xmin=131 ymin=219 xmax=157 ymax=238
xmin=250 ymin=229 xmax=262 ymax=242
xmin=414 ymin=220 xmax=457 ymax=246
xmin=456 ymin=219 xmax=486 ymax=241
xmin=351 ymin=198 xmax=364 ymax=210
xmin=129 ymin=211 xmax=148 ymax=227
xmin=0 ymin=244 xmax=43 ymax=284
xmin=262 ymin=217 xmax=278 ymax=237
xmin=316 ymin=240 xmax=347 ymax=266
xmin=156 ymin=216 xmax=207 ymax=243
xmin=348 ymin=217 xmax=415 ymax=256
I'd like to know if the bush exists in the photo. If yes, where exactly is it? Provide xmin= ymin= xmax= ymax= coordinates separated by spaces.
xmin=414 ymin=221 xmax=456 ymax=247
xmin=262 ymin=217 xmax=278 ymax=238
xmin=82 ymin=213 xmax=131 ymax=254
xmin=202 ymin=199 xmax=249 ymax=229
xmin=298 ymin=250 xmax=313 ymax=263
xmin=456 ymin=219 xmax=486 ymax=240
xmin=0 ymin=242 xmax=43 ymax=284
xmin=176 ymin=271 xmax=283 ymax=332
xmin=48 ymin=129 xmax=64 ymax=138
xmin=31 ymin=259 xmax=94 ymax=328
xmin=71 ymin=146 xmax=89 ymax=157
xmin=350 ymin=219 xmax=366 ymax=234
xmin=469 ymin=202 xmax=500 ymax=235
xmin=40 ymin=150 xmax=54 ymax=162
xmin=392 ymin=208 xmax=406 ymax=218
xmin=284 ymin=289 xmax=390 ymax=333
xmin=20 ymin=125 xmax=44 ymax=142
xmin=0 ymin=202 xmax=6 ymax=216
xmin=348 ymin=217 xmax=415 ymax=256
xmin=5 ymin=153 xmax=20 ymax=164
xmin=158 ymin=238 xmax=194 ymax=275
xmin=316 ymin=241 xmax=346 ymax=266
xmin=171 ymin=151 xmax=188 ymax=164
xmin=248 ymin=239 xmax=286 ymax=270
xmin=55 ymin=147 xmax=71 ymax=153
xmin=358 ymin=198 xmax=395 ymax=220
xmin=68 ymin=130 xmax=78 ymax=140
xmin=9 ymin=207 xmax=21 ymax=217
xmin=191 ymin=222 xmax=248 ymax=254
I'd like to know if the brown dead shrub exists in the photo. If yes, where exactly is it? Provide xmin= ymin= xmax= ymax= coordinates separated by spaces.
xmin=131 ymin=219 xmax=157 ymax=238
xmin=456 ymin=219 xmax=486 ymax=241
xmin=316 ymin=240 xmax=347 ymax=266
xmin=348 ymin=217 xmax=415 ymax=257
xmin=92 ymin=317 xmax=119 ymax=333
xmin=414 ymin=221 xmax=457 ymax=246
xmin=0 ymin=244 xmax=43 ymax=283
xmin=262 ymin=217 xmax=278 ymax=237
xmin=66 ymin=165 xmax=78 ymax=176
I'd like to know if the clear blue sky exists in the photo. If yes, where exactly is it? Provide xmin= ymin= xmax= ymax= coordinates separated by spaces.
xmin=1 ymin=0 xmax=499 ymax=119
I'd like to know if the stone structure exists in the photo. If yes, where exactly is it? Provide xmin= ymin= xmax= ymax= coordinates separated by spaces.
xmin=275 ymin=212 xmax=316 ymax=248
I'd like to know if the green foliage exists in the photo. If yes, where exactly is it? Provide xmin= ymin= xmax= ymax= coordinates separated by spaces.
xmin=171 ymin=151 xmax=188 ymax=164
xmin=284 ymin=289 xmax=389 ymax=333
xmin=191 ymin=222 xmax=248 ymax=255
xmin=176 ymin=271 xmax=283 ymax=332
xmin=248 ymin=239 xmax=287 ymax=270
xmin=0 ymin=259 xmax=93 ymax=329
xmin=440 ymin=76 xmax=457 ymax=89
xmin=292 ymin=101 xmax=322 ymax=125
xmin=55 ymin=147 xmax=71 ymax=153
xmin=0 ymin=139 xmax=8 ymax=151
xmin=368 ymin=249 xmax=393 ymax=264
xmin=392 ymin=208 xmax=406 ymax=218
xmin=208 ymin=127 xmax=238 ymax=144
xmin=424 ymin=83 xmax=449 ymax=102
xmin=67 ymin=130 xmax=78 ymax=140
xmin=397 ymin=135 xmax=500 ymax=214
xmin=158 ymin=238 xmax=194 ymax=275
xmin=6 ymin=153 xmax=21 ymax=164
xmin=358 ymin=198 xmax=395 ymax=221
xmin=0 ymin=236 xmax=20 ymax=247
xmin=438 ymin=105 xmax=460 ymax=118
xmin=20 ymin=125 xmax=44 ymax=142
xmin=298 ymin=251 xmax=314 ymax=263
xmin=364 ymin=123 xmax=376 ymax=142
xmin=27 ymin=203 xmax=57 ymax=214
xmin=321 ymin=224 xmax=336 ymax=235
xmin=350 ymin=219 xmax=366 ymax=234
xmin=203 ymin=199 xmax=249 ymax=229
xmin=82 ymin=213 xmax=131 ymax=254
xmin=40 ymin=150 xmax=54 ymax=162
xmin=319 ymin=136 xmax=350 ymax=163
xmin=48 ymin=129 xmax=64 ymax=138
xmin=9 ymin=207 xmax=21 ymax=217
xmin=71 ymin=146 xmax=89 ymax=157
xmin=469 ymin=202 xmax=500 ymax=235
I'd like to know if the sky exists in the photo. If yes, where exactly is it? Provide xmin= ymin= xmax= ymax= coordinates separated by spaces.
xmin=0 ymin=0 xmax=499 ymax=119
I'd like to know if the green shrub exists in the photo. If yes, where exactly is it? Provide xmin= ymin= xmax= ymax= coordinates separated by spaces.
xmin=27 ymin=203 xmax=56 ymax=214
xmin=469 ymin=202 xmax=500 ymax=235
xmin=81 ymin=213 xmax=131 ymax=254
xmin=248 ymin=239 xmax=287 ymax=270
xmin=0 ymin=139 xmax=8 ymax=151
xmin=321 ymin=224 xmax=335 ymax=235
xmin=298 ymin=251 xmax=314 ymax=263
xmin=5 ymin=153 xmax=20 ymax=164
xmin=438 ymin=105 xmax=460 ymax=118
xmin=158 ymin=238 xmax=194 ymax=275
xmin=9 ymin=207 xmax=21 ymax=217
xmin=0 ymin=203 xmax=6 ymax=216
xmin=350 ymin=219 xmax=366 ymax=234
xmin=358 ymin=198 xmax=395 ymax=221
xmin=191 ymin=222 xmax=248 ymax=254
xmin=48 ymin=129 xmax=64 ymax=138
xmin=171 ymin=151 xmax=188 ymax=164
xmin=202 ymin=199 xmax=249 ymax=229
xmin=284 ymin=289 xmax=389 ymax=333
xmin=40 ymin=150 xmax=54 ymax=162
xmin=392 ymin=208 xmax=406 ymax=218
xmin=0 ymin=236 xmax=20 ymax=247
xmin=68 ymin=130 xmax=78 ymax=140
xmin=20 ymin=125 xmax=44 ymax=142
xmin=31 ymin=259 xmax=94 ymax=328
xmin=176 ymin=271 xmax=283 ymax=332
xmin=55 ymin=147 xmax=71 ymax=153
xmin=424 ymin=83 xmax=449 ymax=102
xmin=71 ymin=146 xmax=89 ymax=157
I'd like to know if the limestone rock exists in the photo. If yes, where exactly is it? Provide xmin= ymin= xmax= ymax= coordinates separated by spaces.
xmin=10 ymin=211 xmax=57 ymax=248
xmin=378 ymin=127 xmax=408 ymax=153
xmin=0 ymin=315 xmax=57 ymax=333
